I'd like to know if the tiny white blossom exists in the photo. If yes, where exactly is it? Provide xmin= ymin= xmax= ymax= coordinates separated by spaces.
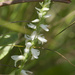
xmin=42 ymin=12 xmax=46 ymax=16
xmin=27 ymin=23 xmax=36 ymax=29
xmin=21 ymin=70 xmax=33 ymax=75
xmin=37 ymin=11 xmax=43 ymax=17
xmin=35 ymin=7 xmax=41 ymax=11
xmin=25 ymin=42 xmax=32 ymax=48
xmin=24 ymin=34 xmax=31 ymax=41
xmin=31 ymin=31 xmax=37 ymax=40
xmin=40 ymin=24 xmax=49 ymax=32
xmin=31 ymin=32 xmax=47 ymax=44
xmin=38 ymin=35 xmax=47 ymax=44
xmin=11 ymin=55 xmax=24 ymax=67
xmin=44 ymin=14 xmax=51 ymax=18
xmin=31 ymin=48 xmax=40 ymax=60
xmin=32 ymin=19 xmax=39 ymax=23
xmin=21 ymin=70 xmax=28 ymax=75
xmin=24 ymin=42 xmax=32 ymax=53
xmin=4 ymin=35 xmax=10 ymax=38
xmin=39 ymin=2 xmax=43 ymax=6
xmin=45 ymin=2 xmax=50 ymax=6
xmin=42 ymin=7 xmax=49 ymax=11
xmin=24 ymin=48 xmax=29 ymax=53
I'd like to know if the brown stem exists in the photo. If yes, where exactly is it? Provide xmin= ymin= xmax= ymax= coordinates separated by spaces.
xmin=52 ymin=0 xmax=71 ymax=3
xmin=0 ymin=0 xmax=71 ymax=7
xmin=0 ymin=0 xmax=43 ymax=7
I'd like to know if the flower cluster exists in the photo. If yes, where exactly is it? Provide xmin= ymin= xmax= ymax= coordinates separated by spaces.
xmin=11 ymin=0 xmax=51 ymax=75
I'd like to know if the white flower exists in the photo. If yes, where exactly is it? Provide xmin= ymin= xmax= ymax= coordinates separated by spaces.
xmin=32 ymin=19 xmax=39 ymax=23
xmin=21 ymin=70 xmax=28 ymax=75
xmin=45 ymin=2 xmax=50 ymax=6
xmin=11 ymin=55 xmax=24 ymax=67
xmin=42 ymin=12 xmax=46 ymax=16
xmin=35 ymin=7 xmax=41 ymax=11
xmin=24 ymin=48 xmax=29 ymax=53
xmin=37 ymin=11 xmax=47 ymax=18
xmin=44 ymin=14 xmax=51 ymax=18
xmin=37 ymin=11 xmax=43 ymax=17
xmin=39 ymin=2 xmax=43 ymax=6
xmin=40 ymin=24 xmax=49 ymax=32
xmin=38 ymin=35 xmax=47 ymax=44
xmin=42 ymin=7 xmax=49 ymax=11
xmin=24 ymin=34 xmax=31 ymax=41
xmin=31 ymin=31 xmax=37 ymax=40
xmin=4 ymin=35 xmax=10 ymax=38
xmin=31 ymin=48 xmax=40 ymax=60
xmin=24 ymin=42 xmax=32 ymax=53
xmin=30 ymin=31 xmax=47 ymax=44
xmin=25 ymin=42 xmax=32 ymax=48
xmin=21 ymin=70 xmax=33 ymax=75
xmin=27 ymin=23 xmax=36 ymax=29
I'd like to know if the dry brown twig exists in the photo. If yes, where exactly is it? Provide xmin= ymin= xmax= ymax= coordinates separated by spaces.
xmin=0 ymin=0 xmax=71 ymax=7
xmin=0 ymin=0 xmax=43 ymax=7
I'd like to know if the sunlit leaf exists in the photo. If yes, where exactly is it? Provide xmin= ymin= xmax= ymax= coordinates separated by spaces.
xmin=0 ymin=19 xmax=32 ymax=34
xmin=0 ymin=32 xmax=18 ymax=60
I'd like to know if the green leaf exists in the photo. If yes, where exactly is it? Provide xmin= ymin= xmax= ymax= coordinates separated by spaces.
xmin=0 ymin=19 xmax=32 ymax=34
xmin=0 ymin=32 xmax=18 ymax=60
xmin=65 ymin=11 xmax=75 ymax=24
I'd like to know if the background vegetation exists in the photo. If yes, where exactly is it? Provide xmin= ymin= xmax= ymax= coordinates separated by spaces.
xmin=0 ymin=0 xmax=75 ymax=75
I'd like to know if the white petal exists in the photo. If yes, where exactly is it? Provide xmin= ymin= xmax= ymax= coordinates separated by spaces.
xmin=11 ymin=55 xmax=24 ymax=61
xmin=27 ymin=23 xmax=36 ymax=29
xmin=31 ymin=31 xmax=37 ymax=40
xmin=24 ymin=34 xmax=31 ymax=40
xmin=42 ymin=12 xmax=46 ymax=16
xmin=25 ymin=42 xmax=32 ymax=48
xmin=21 ymin=70 xmax=28 ymax=75
xmin=37 ymin=12 xmax=43 ymax=17
xmin=40 ymin=24 xmax=49 ymax=32
xmin=11 ymin=55 xmax=24 ymax=67
xmin=26 ymin=71 xmax=33 ymax=74
xmin=31 ymin=48 xmax=40 ymax=60
xmin=32 ymin=19 xmax=39 ymax=23
xmin=44 ymin=14 xmax=51 ymax=18
xmin=45 ymin=2 xmax=50 ymax=6
xmin=24 ymin=48 xmax=29 ymax=53
xmin=4 ymin=35 xmax=10 ymax=38
xmin=35 ymin=7 xmax=41 ymax=11
xmin=38 ymin=36 xmax=47 ymax=44
xmin=39 ymin=2 xmax=43 ymax=6
xmin=21 ymin=70 xmax=33 ymax=75
xmin=42 ymin=7 xmax=49 ymax=11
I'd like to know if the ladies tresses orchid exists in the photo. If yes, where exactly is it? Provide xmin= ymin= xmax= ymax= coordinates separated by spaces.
xmin=11 ymin=0 xmax=51 ymax=74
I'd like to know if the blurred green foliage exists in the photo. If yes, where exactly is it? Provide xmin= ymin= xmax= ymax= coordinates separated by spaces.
xmin=0 ymin=0 xmax=75 ymax=75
